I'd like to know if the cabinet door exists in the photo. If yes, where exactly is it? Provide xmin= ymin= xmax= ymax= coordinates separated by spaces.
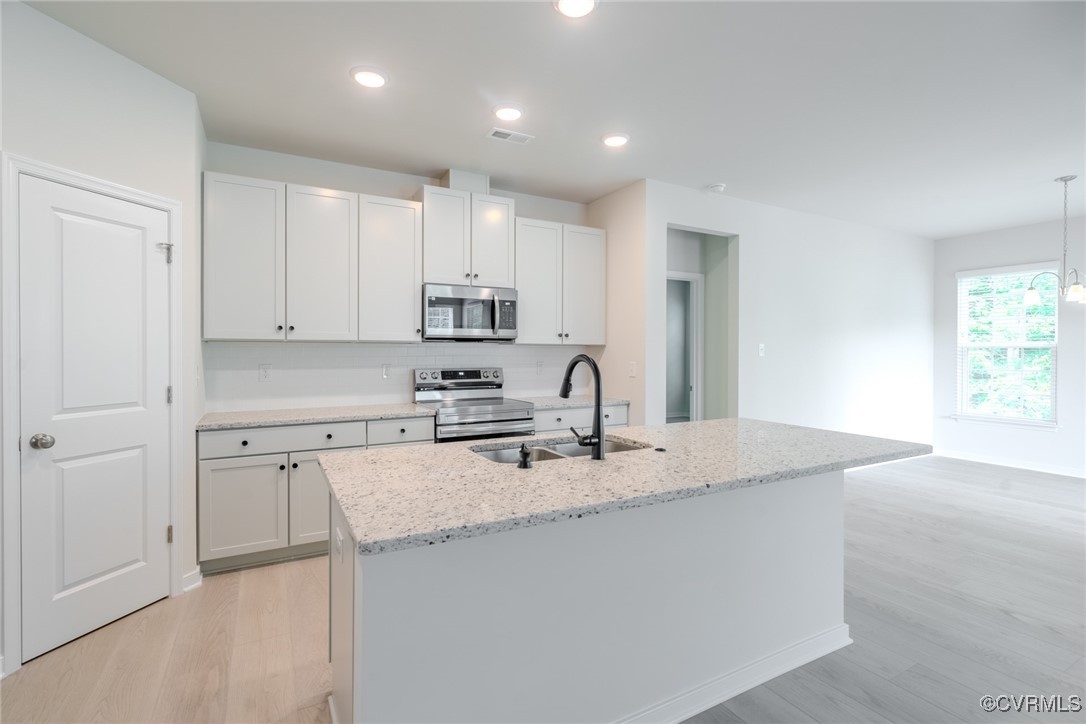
xmin=421 ymin=186 xmax=471 ymax=285
xmin=562 ymin=225 xmax=606 ymax=345
xmin=286 ymin=185 xmax=359 ymax=341
xmin=514 ymin=218 xmax=563 ymax=344
xmin=471 ymin=194 xmax=515 ymax=288
xmin=288 ymin=451 xmax=333 ymax=546
xmin=359 ymin=195 xmax=423 ymax=342
xmin=199 ymin=454 xmax=288 ymax=561
xmin=203 ymin=172 xmax=286 ymax=340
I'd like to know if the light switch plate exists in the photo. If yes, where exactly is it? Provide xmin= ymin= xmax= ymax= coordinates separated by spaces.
xmin=758 ymin=344 xmax=766 ymax=357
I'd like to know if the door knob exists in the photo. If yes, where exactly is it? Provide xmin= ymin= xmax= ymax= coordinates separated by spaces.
xmin=29 ymin=433 xmax=55 ymax=449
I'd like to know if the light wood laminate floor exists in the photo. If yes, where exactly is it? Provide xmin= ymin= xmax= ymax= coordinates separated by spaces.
xmin=2 ymin=456 xmax=1083 ymax=723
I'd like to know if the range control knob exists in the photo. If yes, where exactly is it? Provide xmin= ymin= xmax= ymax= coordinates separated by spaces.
xmin=492 ymin=370 xmax=501 ymax=379
xmin=419 ymin=371 xmax=428 ymax=380
xmin=482 ymin=371 xmax=490 ymax=378
xmin=430 ymin=371 xmax=439 ymax=379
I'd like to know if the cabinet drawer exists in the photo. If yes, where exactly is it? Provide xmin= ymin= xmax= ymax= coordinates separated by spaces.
xmin=602 ymin=405 xmax=628 ymax=427
xmin=535 ymin=405 xmax=627 ymax=433
xmin=368 ymin=417 xmax=434 ymax=446
xmin=199 ymin=421 xmax=369 ymax=459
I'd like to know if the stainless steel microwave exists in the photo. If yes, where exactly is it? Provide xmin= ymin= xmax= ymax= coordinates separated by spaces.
xmin=422 ymin=284 xmax=518 ymax=341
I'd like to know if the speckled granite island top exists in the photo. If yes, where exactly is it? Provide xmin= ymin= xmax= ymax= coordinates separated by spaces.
xmin=319 ymin=418 xmax=931 ymax=556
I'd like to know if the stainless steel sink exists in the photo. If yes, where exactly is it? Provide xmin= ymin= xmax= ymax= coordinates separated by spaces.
xmin=473 ymin=438 xmax=647 ymax=463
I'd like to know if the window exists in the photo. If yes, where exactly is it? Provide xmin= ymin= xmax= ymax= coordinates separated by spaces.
xmin=956 ymin=265 xmax=1058 ymax=423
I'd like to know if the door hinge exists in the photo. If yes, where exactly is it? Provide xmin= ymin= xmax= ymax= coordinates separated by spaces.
xmin=157 ymin=242 xmax=174 ymax=264
xmin=167 ymin=524 xmax=174 ymax=544
xmin=167 ymin=385 xmax=173 ymax=404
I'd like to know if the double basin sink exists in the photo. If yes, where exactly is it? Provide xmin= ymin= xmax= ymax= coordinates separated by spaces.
xmin=474 ymin=438 xmax=647 ymax=464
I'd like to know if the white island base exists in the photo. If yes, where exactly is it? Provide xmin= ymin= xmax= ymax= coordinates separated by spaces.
xmin=328 ymin=469 xmax=851 ymax=723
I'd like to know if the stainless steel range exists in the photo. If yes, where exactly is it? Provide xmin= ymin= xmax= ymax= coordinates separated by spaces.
xmin=414 ymin=367 xmax=535 ymax=442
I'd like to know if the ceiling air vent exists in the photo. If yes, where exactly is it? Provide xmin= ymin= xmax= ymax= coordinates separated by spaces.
xmin=486 ymin=127 xmax=534 ymax=145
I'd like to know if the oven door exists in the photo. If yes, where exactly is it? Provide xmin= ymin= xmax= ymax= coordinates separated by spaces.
xmin=423 ymin=284 xmax=517 ymax=341
xmin=435 ymin=420 xmax=535 ymax=441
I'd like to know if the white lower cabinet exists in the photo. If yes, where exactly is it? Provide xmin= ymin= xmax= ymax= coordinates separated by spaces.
xmin=198 ymin=417 xmax=434 ymax=565
xmin=199 ymin=453 xmax=289 ymax=561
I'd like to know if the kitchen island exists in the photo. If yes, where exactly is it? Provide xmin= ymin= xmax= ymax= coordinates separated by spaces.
xmin=320 ymin=419 xmax=930 ymax=723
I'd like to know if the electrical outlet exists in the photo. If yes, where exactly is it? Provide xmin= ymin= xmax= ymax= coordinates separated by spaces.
xmin=258 ymin=364 xmax=272 ymax=382
xmin=758 ymin=343 xmax=766 ymax=357
xmin=628 ymin=361 xmax=637 ymax=378
xmin=536 ymin=361 xmax=544 ymax=375
xmin=382 ymin=364 xmax=391 ymax=380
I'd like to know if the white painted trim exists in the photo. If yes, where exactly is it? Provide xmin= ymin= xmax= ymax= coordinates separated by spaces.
xmin=328 ymin=695 xmax=342 ymax=724
xmin=181 ymin=569 xmax=204 ymax=593
xmin=619 ymin=624 xmax=852 ymax=723
xmin=955 ymin=260 xmax=1059 ymax=279
xmin=667 ymin=271 xmax=705 ymax=422
xmin=949 ymin=414 xmax=1059 ymax=431
xmin=934 ymin=448 xmax=1085 ymax=479
xmin=0 ymin=154 xmax=185 ymax=675
xmin=0 ymin=657 xmax=5 ymax=680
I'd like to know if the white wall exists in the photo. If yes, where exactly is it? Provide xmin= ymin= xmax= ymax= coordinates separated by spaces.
xmin=933 ymin=217 xmax=1085 ymax=476
xmin=603 ymin=179 xmax=934 ymax=442
xmin=205 ymin=142 xmax=589 ymax=225
xmin=702 ymin=234 xmax=731 ymax=420
xmin=667 ymin=228 xmax=704 ymax=274
xmin=0 ymin=1 xmax=206 ymax=671
xmin=588 ymin=181 xmax=648 ymax=423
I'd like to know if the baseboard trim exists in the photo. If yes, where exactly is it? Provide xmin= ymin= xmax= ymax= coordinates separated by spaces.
xmin=935 ymin=449 xmax=1085 ymax=479
xmin=618 ymin=624 xmax=852 ymax=723
xmin=181 ymin=569 xmax=203 ymax=593
xmin=328 ymin=694 xmax=341 ymax=724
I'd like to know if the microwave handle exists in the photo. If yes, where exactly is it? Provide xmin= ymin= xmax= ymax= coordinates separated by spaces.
xmin=492 ymin=293 xmax=499 ymax=335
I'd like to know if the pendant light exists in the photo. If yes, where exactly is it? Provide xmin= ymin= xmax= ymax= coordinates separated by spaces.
xmin=1024 ymin=175 xmax=1084 ymax=305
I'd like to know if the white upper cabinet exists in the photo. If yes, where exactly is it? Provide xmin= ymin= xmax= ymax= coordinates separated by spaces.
xmin=420 ymin=185 xmax=514 ymax=287
xmin=359 ymin=195 xmax=423 ymax=342
xmin=286 ymin=185 xmax=359 ymax=341
xmin=420 ymin=186 xmax=471 ymax=285
xmin=514 ymin=218 xmax=563 ymax=344
xmin=514 ymin=219 xmax=606 ymax=345
xmin=203 ymin=172 xmax=286 ymax=340
xmin=470 ymin=194 xmax=515 ymax=287
xmin=561 ymin=224 xmax=606 ymax=345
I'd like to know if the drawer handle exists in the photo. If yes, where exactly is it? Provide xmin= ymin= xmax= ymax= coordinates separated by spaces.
xmin=289 ymin=325 xmax=295 ymax=332
xmin=326 ymin=433 xmax=333 ymax=440
xmin=279 ymin=464 xmax=286 ymax=471
xmin=605 ymin=414 xmax=610 ymax=419
xmin=292 ymin=462 xmax=298 ymax=469
xmin=241 ymin=440 xmax=248 ymax=447
xmin=556 ymin=417 xmax=562 ymax=423
xmin=276 ymin=325 xmax=283 ymax=332
xmin=400 ymin=428 xmax=406 ymax=434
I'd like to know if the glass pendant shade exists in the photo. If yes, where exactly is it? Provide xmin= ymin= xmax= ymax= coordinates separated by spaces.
xmin=1023 ymin=287 xmax=1042 ymax=306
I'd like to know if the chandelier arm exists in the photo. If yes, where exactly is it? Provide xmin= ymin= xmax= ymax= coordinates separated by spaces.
xmin=1029 ymin=270 xmax=1062 ymax=289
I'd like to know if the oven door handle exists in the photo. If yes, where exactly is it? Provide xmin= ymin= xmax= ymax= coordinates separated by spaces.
xmin=436 ymin=420 xmax=535 ymax=439
xmin=492 ymin=293 xmax=499 ymax=335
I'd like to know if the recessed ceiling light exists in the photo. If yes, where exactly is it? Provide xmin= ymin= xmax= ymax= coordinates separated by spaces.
xmin=555 ymin=0 xmax=597 ymax=18
xmin=602 ymin=133 xmax=629 ymax=148
xmin=706 ymin=183 xmax=727 ymax=194
xmin=350 ymin=66 xmax=387 ymax=89
xmin=494 ymin=105 xmax=522 ymax=122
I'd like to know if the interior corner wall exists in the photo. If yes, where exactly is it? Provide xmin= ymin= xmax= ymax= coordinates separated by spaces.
xmin=933 ymin=217 xmax=1086 ymax=477
xmin=588 ymin=181 xmax=648 ymax=424
xmin=1 ymin=1 xmax=206 ymax=665
xmin=644 ymin=180 xmax=935 ymax=443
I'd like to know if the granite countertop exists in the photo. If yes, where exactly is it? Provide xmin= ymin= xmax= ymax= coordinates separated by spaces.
xmin=319 ymin=418 xmax=931 ymax=556
xmin=196 ymin=403 xmax=434 ymax=431
xmin=195 ymin=396 xmax=630 ymax=431
xmin=518 ymin=395 xmax=630 ymax=409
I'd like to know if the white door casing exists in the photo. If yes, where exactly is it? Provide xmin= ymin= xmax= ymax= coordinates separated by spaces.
xmin=18 ymin=174 xmax=173 ymax=662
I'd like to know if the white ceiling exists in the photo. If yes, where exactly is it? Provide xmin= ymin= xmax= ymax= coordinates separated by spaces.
xmin=31 ymin=1 xmax=1086 ymax=239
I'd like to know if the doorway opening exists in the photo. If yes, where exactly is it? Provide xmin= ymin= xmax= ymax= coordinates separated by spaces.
xmin=666 ymin=227 xmax=733 ymax=422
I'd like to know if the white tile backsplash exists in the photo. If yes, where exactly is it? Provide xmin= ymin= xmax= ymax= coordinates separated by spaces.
xmin=203 ymin=341 xmax=593 ymax=412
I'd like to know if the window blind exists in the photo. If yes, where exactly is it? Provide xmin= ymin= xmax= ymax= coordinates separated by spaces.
xmin=956 ymin=265 xmax=1058 ymax=423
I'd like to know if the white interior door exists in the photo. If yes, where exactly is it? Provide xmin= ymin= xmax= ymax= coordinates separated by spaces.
xmin=18 ymin=174 xmax=172 ymax=662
